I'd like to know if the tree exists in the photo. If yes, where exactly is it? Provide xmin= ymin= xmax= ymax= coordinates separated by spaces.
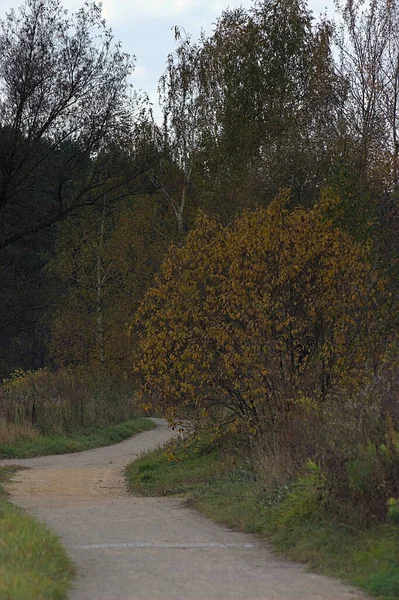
xmin=50 ymin=193 xmax=176 ymax=375
xmin=159 ymin=0 xmax=340 ymax=222
xmin=0 ymin=226 xmax=56 ymax=378
xmin=334 ymin=0 xmax=399 ymax=253
xmin=155 ymin=27 xmax=206 ymax=236
xmin=0 ymin=0 xmax=139 ymax=251
xmin=335 ymin=0 xmax=391 ymax=178
xmin=134 ymin=191 xmax=391 ymax=430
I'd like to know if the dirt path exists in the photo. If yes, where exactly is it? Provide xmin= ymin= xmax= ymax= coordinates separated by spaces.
xmin=0 ymin=418 xmax=366 ymax=600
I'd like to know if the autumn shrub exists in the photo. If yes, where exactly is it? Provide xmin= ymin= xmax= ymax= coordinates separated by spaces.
xmin=0 ymin=368 xmax=139 ymax=439
xmin=135 ymin=190 xmax=392 ymax=425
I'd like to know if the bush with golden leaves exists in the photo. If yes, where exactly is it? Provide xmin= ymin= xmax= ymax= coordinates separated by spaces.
xmin=134 ymin=190 xmax=392 ymax=431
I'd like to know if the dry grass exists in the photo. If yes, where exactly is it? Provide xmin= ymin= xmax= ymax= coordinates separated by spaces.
xmin=0 ymin=368 xmax=140 ymax=440
xmin=0 ymin=421 xmax=39 ymax=445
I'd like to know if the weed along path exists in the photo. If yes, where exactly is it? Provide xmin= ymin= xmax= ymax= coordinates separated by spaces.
xmin=0 ymin=418 xmax=366 ymax=600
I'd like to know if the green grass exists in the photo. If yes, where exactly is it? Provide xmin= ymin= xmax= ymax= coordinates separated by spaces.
xmin=126 ymin=437 xmax=399 ymax=600
xmin=0 ymin=466 xmax=74 ymax=600
xmin=125 ymin=436 xmax=230 ymax=496
xmin=0 ymin=418 xmax=156 ymax=459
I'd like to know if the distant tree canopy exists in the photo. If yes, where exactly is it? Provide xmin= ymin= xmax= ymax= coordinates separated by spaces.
xmin=159 ymin=0 xmax=340 ymax=222
xmin=158 ymin=0 xmax=398 ymax=242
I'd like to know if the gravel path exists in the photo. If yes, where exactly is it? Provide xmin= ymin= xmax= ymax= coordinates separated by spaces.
xmin=1 ymin=418 xmax=367 ymax=600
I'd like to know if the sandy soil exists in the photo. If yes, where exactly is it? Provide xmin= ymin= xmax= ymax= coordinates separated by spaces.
xmin=0 ymin=418 xmax=367 ymax=600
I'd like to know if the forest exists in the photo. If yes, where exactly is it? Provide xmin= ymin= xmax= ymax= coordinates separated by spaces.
xmin=0 ymin=0 xmax=398 ymax=561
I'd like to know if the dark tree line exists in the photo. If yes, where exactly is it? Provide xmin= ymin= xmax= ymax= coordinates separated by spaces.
xmin=0 ymin=0 xmax=154 ymax=376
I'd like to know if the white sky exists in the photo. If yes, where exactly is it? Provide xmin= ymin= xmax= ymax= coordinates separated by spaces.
xmin=0 ymin=0 xmax=334 ymax=120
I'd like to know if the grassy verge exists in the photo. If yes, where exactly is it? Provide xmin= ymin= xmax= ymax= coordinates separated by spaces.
xmin=0 ymin=466 xmax=74 ymax=600
xmin=0 ymin=418 xmax=156 ymax=459
xmin=125 ymin=437 xmax=399 ymax=600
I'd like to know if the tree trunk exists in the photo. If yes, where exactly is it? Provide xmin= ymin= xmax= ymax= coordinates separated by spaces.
xmin=96 ymin=204 xmax=106 ymax=371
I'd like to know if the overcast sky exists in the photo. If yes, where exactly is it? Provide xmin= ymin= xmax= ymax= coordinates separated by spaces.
xmin=0 ymin=0 xmax=334 ymax=119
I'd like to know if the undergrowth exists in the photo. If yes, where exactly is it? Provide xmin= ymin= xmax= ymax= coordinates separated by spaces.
xmin=0 ymin=368 xmax=142 ymax=441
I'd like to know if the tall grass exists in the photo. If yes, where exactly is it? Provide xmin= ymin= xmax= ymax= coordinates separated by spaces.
xmin=0 ymin=368 xmax=139 ymax=443
xmin=243 ymin=367 xmax=399 ymax=527
xmin=0 ymin=421 xmax=39 ymax=445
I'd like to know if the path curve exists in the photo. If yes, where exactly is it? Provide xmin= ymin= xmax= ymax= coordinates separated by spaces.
xmin=1 ymin=418 xmax=367 ymax=600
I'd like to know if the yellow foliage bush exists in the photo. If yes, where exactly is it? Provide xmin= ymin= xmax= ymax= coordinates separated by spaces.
xmin=134 ymin=190 xmax=392 ymax=431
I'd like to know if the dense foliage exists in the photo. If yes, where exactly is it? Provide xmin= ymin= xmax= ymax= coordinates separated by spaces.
xmin=134 ymin=188 xmax=398 ymax=520
xmin=135 ymin=191 xmax=394 ymax=424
